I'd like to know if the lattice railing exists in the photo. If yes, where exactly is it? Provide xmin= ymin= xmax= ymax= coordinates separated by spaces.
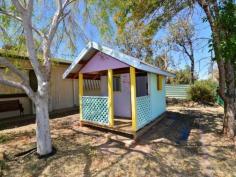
xmin=137 ymin=95 xmax=152 ymax=129
xmin=82 ymin=96 xmax=109 ymax=125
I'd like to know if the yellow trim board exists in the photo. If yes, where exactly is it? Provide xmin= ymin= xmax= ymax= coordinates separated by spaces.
xmin=157 ymin=75 xmax=163 ymax=91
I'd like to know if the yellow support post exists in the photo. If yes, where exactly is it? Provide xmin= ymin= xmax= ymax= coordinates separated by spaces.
xmin=159 ymin=75 xmax=163 ymax=90
xmin=130 ymin=67 xmax=137 ymax=132
xmin=108 ymin=69 xmax=114 ymax=127
xmin=79 ymin=73 xmax=83 ymax=126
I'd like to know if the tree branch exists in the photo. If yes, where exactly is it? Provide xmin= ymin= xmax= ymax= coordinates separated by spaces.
xmin=43 ymin=0 xmax=74 ymax=79
xmin=0 ymin=57 xmax=29 ymax=83
xmin=0 ymin=77 xmax=36 ymax=102
xmin=0 ymin=8 xmax=45 ymax=38
xmin=197 ymin=0 xmax=214 ymax=29
xmin=11 ymin=0 xmax=26 ymax=15
xmin=47 ymin=0 xmax=71 ymax=43
xmin=177 ymin=41 xmax=192 ymax=60
xmin=0 ymin=8 xmax=22 ymax=21
xmin=0 ymin=77 xmax=23 ymax=90
xmin=12 ymin=0 xmax=44 ymax=81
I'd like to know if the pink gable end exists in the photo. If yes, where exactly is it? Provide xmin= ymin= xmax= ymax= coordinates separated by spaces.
xmin=80 ymin=52 xmax=129 ymax=73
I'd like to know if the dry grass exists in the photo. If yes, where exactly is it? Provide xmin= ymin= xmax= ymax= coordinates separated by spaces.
xmin=0 ymin=105 xmax=235 ymax=177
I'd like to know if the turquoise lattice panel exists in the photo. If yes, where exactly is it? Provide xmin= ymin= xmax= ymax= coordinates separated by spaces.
xmin=137 ymin=96 xmax=151 ymax=129
xmin=82 ymin=96 xmax=109 ymax=125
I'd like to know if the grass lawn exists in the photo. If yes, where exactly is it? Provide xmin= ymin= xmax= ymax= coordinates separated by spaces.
xmin=0 ymin=104 xmax=235 ymax=177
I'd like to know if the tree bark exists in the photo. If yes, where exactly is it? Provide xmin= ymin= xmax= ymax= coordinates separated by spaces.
xmin=224 ymin=99 xmax=235 ymax=137
xmin=223 ymin=62 xmax=235 ymax=137
xmin=35 ymin=86 xmax=52 ymax=156
xmin=190 ymin=57 xmax=195 ymax=84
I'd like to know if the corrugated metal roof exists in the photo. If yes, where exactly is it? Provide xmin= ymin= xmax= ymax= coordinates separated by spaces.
xmin=63 ymin=41 xmax=175 ymax=79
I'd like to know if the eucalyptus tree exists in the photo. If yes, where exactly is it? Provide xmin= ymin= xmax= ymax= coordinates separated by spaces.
xmin=0 ymin=0 xmax=81 ymax=156
xmin=167 ymin=19 xmax=197 ymax=84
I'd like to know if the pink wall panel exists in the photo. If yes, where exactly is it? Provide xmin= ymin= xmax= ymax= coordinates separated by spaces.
xmin=80 ymin=52 xmax=129 ymax=73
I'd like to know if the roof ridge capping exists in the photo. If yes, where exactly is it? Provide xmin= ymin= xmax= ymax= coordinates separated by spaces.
xmin=63 ymin=41 xmax=175 ymax=79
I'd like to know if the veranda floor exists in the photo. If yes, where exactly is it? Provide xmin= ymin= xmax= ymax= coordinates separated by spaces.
xmin=81 ymin=113 xmax=166 ymax=139
xmin=81 ymin=116 xmax=133 ymax=137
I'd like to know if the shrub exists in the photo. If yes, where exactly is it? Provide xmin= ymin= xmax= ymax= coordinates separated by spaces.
xmin=188 ymin=80 xmax=218 ymax=104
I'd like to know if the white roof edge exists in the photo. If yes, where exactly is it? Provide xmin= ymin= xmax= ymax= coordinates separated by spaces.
xmin=63 ymin=41 xmax=175 ymax=79
xmin=63 ymin=42 xmax=93 ymax=79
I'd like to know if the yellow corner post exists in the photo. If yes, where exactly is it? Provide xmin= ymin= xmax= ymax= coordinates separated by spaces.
xmin=79 ymin=73 xmax=84 ymax=124
xmin=158 ymin=75 xmax=163 ymax=90
xmin=108 ymin=69 xmax=114 ymax=127
xmin=130 ymin=67 xmax=137 ymax=131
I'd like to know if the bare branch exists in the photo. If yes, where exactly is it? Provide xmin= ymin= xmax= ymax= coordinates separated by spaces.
xmin=0 ymin=77 xmax=36 ymax=102
xmin=0 ymin=77 xmax=23 ymax=90
xmin=0 ymin=8 xmax=22 ymax=21
xmin=197 ymin=0 xmax=214 ymax=29
xmin=0 ymin=56 xmax=29 ymax=83
xmin=12 ymin=0 xmax=44 ymax=81
xmin=63 ymin=0 xmax=75 ymax=9
xmin=42 ymin=0 xmax=75 ymax=79
xmin=27 ymin=0 xmax=33 ymax=13
xmin=47 ymin=0 xmax=69 ymax=43
xmin=11 ymin=0 xmax=26 ymax=15
xmin=58 ymin=10 xmax=71 ymax=22
xmin=47 ymin=0 xmax=76 ymax=43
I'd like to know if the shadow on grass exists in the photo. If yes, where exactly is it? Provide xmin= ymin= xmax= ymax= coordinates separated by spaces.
xmin=0 ymin=108 xmax=78 ymax=131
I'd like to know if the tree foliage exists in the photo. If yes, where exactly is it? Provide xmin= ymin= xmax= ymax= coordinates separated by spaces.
xmin=188 ymin=80 xmax=218 ymax=104
xmin=217 ymin=0 xmax=236 ymax=62
xmin=167 ymin=66 xmax=197 ymax=84
xmin=114 ymin=21 xmax=153 ymax=61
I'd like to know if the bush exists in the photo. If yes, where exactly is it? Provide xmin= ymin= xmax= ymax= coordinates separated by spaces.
xmin=188 ymin=80 xmax=218 ymax=104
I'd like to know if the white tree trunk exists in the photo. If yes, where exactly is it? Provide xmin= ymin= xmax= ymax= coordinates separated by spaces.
xmin=35 ymin=91 xmax=52 ymax=156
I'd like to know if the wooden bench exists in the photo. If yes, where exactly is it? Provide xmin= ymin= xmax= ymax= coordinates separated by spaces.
xmin=0 ymin=100 xmax=24 ymax=116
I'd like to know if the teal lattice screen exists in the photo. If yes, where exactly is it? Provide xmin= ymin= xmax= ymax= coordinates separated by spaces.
xmin=137 ymin=96 xmax=151 ymax=129
xmin=82 ymin=96 xmax=109 ymax=125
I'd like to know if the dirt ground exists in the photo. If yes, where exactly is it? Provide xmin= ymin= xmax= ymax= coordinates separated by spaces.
xmin=0 ymin=104 xmax=235 ymax=177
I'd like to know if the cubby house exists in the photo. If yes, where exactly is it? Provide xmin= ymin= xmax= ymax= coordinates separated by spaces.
xmin=63 ymin=42 xmax=175 ymax=137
